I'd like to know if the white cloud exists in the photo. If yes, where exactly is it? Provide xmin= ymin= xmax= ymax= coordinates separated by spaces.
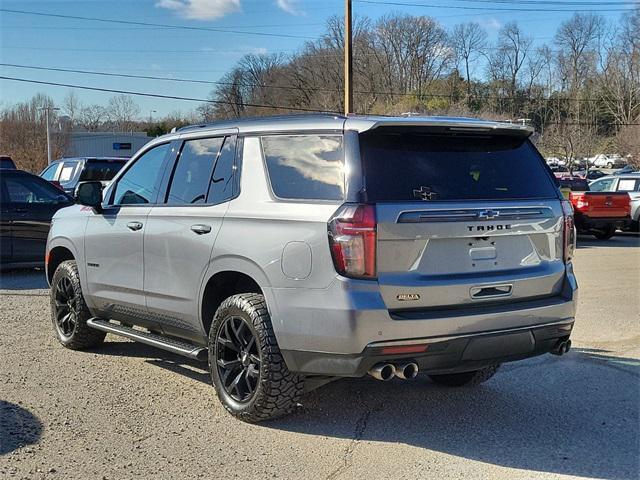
xmin=275 ymin=0 xmax=303 ymax=16
xmin=479 ymin=17 xmax=502 ymax=31
xmin=156 ymin=0 xmax=241 ymax=20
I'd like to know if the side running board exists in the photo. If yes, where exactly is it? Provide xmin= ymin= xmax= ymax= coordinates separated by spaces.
xmin=86 ymin=318 xmax=208 ymax=362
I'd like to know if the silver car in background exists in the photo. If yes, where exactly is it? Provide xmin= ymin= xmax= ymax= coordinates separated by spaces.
xmin=46 ymin=114 xmax=578 ymax=422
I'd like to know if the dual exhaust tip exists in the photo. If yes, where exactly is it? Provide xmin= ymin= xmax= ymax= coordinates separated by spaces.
xmin=368 ymin=362 xmax=419 ymax=381
xmin=551 ymin=339 xmax=572 ymax=356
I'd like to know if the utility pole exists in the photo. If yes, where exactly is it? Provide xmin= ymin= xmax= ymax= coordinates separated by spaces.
xmin=40 ymin=106 xmax=60 ymax=165
xmin=344 ymin=0 xmax=353 ymax=115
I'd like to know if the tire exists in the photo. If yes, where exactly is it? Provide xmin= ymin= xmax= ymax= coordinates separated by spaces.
xmin=50 ymin=260 xmax=106 ymax=350
xmin=208 ymin=293 xmax=304 ymax=423
xmin=594 ymin=224 xmax=616 ymax=240
xmin=429 ymin=365 xmax=500 ymax=387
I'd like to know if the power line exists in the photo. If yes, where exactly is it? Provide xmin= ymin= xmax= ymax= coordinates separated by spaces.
xmin=0 ymin=75 xmax=340 ymax=114
xmin=354 ymin=0 xmax=636 ymax=12
xmin=0 ymin=8 xmax=316 ymax=40
xmin=2 ymin=75 xmax=637 ymax=125
xmin=447 ymin=0 xmax=632 ymax=5
xmin=1 ymin=62 xmax=607 ymax=102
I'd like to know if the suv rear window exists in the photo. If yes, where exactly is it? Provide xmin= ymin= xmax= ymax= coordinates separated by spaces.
xmin=360 ymin=132 xmax=558 ymax=202
xmin=262 ymin=135 xmax=344 ymax=201
xmin=80 ymin=160 xmax=126 ymax=182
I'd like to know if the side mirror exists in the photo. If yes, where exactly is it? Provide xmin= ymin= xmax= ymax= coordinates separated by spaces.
xmin=75 ymin=181 xmax=103 ymax=212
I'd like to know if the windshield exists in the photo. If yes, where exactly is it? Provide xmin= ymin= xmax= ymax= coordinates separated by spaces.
xmin=80 ymin=160 xmax=127 ymax=182
xmin=359 ymin=131 xmax=559 ymax=202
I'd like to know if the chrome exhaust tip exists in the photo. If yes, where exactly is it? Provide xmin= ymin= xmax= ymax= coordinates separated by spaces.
xmin=395 ymin=362 xmax=419 ymax=380
xmin=368 ymin=363 xmax=396 ymax=381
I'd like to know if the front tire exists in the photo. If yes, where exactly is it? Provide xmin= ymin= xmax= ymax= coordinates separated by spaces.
xmin=50 ymin=260 xmax=106 ymax=350
xmin=429 ymin=365 xmax=500 ymax=387
xmin=208 ymin=293 xmax=304 ymax=423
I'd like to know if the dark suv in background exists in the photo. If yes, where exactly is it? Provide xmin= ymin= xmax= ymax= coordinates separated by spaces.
xmin=40 ymin=157 xmax=128 ymax=194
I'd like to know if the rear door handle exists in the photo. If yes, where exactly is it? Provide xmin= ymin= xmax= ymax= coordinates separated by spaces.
xmin=127 ymin=221 xmax=143 ymax=231
xmin=190 ymin=224 xmax=211 ymax=235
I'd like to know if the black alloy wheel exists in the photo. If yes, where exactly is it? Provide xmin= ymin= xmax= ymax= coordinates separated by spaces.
xmin=53 ymin=275 xmax=78 ymax=338
xmin=216 ymin=316 xmax=261 ymax=403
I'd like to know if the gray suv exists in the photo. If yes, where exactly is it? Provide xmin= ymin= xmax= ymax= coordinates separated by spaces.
xmin=46 ymin=115 xmax=578 ymax=422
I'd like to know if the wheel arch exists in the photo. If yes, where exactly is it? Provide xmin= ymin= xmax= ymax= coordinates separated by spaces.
xmin=199 ymin=256 xmax=273 ymax=336
xmin=46 ymin=243 xmax=77 ymax=285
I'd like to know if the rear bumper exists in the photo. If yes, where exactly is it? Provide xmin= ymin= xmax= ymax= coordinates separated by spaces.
xmin=271 ymin=265 xmax=578 ymax=376
xmin=574 ymin=214 xmax=629 ymax=231
xmin=282 ymin=319 xmax=574 ymax=377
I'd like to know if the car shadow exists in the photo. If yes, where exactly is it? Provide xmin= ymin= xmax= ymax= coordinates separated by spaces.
xmin=577 ymin=232 xmax=640 ymax=249
xmin=94 ymin=340 xmax=211 ymax=385
xmin=0 ymin=269 xmax=48 ymax=291
xmin=0 ymin=400 xmax=44 ymax=455
xmin=267 ymin=348 xmax=639 ymax=480
xmin=88 ymin=341 xmax=639 ymax=479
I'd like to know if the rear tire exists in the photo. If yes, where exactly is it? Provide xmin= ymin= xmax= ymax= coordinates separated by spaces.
xmin=429 ymin=365 xmax=500 ymax=387
xmin=208 ymin=293 xmax=304 ymax=423
xmin=593 ymin=224 xmax=616 ymax=240
xmin=50 ymin=260 xmax=106 ymax=350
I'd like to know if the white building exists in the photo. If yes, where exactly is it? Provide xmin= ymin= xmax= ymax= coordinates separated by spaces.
xmin=64 ymin=132 xmax=152 ymax=158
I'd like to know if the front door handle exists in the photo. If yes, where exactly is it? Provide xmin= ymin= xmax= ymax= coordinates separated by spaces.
xmin=127 ymin=221 xmax=143 ymax=231
xmin=190 ymin=224 xmax=212 ymax=235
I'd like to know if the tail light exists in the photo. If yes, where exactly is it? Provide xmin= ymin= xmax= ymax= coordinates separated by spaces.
xmin=561 ymin=200 xmax=576 ymax=263
xmin=328 ymin=204 xmax=376 ymax=279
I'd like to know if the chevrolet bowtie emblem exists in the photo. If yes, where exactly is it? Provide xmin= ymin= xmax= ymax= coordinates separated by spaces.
xmin=477 ymin=209 xmax=499 ymax=220
xmin=413 ymin=186 xmax=436 ymax=201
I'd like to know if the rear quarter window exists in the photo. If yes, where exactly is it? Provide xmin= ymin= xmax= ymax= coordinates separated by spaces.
xmin=360 ymin=132 xmax=559 ymax=202
xmin=261 ymin=135 xmax=344 ymax=201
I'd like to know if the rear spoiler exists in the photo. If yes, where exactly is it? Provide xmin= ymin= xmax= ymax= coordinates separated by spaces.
xmin=347 ymin=117 xmax=534 ymax=137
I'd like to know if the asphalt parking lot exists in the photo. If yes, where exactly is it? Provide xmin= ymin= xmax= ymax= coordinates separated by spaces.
xmin=1 ymin=234 xmax=638 ymax=480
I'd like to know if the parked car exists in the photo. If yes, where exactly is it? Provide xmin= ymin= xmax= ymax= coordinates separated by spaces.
xmin=590 ymin=175 xmax=640 ymax=231
xmin=1 ymin=170 xmax=73 ymax=269
xmin=571 ymin=170 xmax=607 ymax=181
xmin=559 ymin=176 xmax=590 ymax=193
xmin=569 ymin=178 xmax=630 ymax=239
xmin=551 ymin=165 xmax=570 ymax=177
xmin=616 ymin=165 xmax=639 ymax=175
xmin=0 ymin=155 xmax=16 ymax=169
xmin=40 ymin=157 xmax=128 ymax=195
xmin=590 ymin=154 xmax=626 ymax=169
xmin=46 ymin=115 xmax=578 ymax=422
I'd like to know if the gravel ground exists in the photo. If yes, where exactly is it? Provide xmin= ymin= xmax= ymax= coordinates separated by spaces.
xmin=1 ymin=234 xmax=638 ymax=480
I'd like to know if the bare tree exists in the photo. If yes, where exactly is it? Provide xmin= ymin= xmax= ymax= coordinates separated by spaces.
xmin=62 ymin=91 xmax=82 ymax=125
xmin=554 ymin=13 xmax=604 ymax=92
xmin=452 ymin=22 xmax=487 ymax=98
xmin=488 ymin=22 xmax=532 ymax=98
xmin=373 ymin=14 xmax=452 ymax=95
xmin=79 ymin=104 xmax=107 ymax=132
xmin=106 ymin=94 xmax=140 ymax=131
xmin=0 ymin=94 xmax=69 ymax=172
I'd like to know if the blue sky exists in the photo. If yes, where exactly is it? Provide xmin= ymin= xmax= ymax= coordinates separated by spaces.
xmin=0 ymin=0 xmax=634 ymax=117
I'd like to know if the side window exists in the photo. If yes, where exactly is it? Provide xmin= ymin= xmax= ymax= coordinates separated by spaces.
xmin=41 ymin=164 xmax=60 ymax=181
xmin=6 ymin=176 xmax=66 ymax=204
xmin=589 ymin=178 xmax=615 ymax=192
xmin=616 ymin=178 xmax=639 ymax=192
xmin=261 ymin=135 xmax=344 ymax=201
xmin=166 ymin=137 xmax=223 ymax=205
xmin=113 ymin=143 xmax=170 ymax=205
xmin=58 ymin=162 xmax=78 ymax=183
xmin=207 ymin=136 xmax=236 ymax=204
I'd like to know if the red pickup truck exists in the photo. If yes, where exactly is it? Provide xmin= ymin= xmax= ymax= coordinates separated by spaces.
xmin=569 ymin=190 xmax=630 ymax=239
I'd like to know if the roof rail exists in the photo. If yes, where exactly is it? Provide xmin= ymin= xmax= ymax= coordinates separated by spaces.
xmin=176 ymin=112 xmax=346 ymax=133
